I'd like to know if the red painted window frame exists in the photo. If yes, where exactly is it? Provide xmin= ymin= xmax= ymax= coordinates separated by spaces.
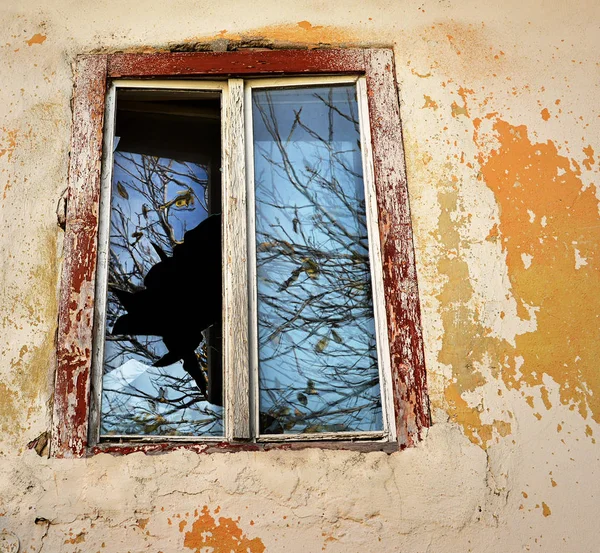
xmin=52 ymin=49 xmax=429 ymax=458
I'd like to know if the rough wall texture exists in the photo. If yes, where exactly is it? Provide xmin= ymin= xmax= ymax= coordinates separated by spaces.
xmin=0 ymin=1 xmax=598 ymax=551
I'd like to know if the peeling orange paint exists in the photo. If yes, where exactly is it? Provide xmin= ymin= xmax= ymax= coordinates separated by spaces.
xmin=200 ymin=23 xmax=362 ymax=48
xmin=182 ymin=507 xmax=265 ymax=553
xmin=410 ymin=68 xmax=432 ymax=78
xmin=26 ymin=33 xmax=46 ymax=46
xmin=297 ymin=20 xmax=322 ymax=31
xmin=444 ymin=382 xmax=512 ymax=447
xmin=0 ymin=128 xmax=18 ymax=161
xmin=450 ymin=101 xmax=467 ymax=117
xmin=435 ymin=187 xmax=512 ymax=447
xmin=431 ymin=70 xmax=599 ymax=444
xmin=582 ymin=145 xmax=595 ymax=170
xmin=64 ymin=531 xmax=86 ymax=544
xmin=542 ymin=502 xmax=551 ymax=517
xmin=541 ymin=108 xmax=551 ymax=121
xmin=475 ymin=116 xmax=600 ymax=423
xmin=422 ymin=95 xmax=439 ymax=110
xmin=0 ymin=231 xmax=58 ymax=446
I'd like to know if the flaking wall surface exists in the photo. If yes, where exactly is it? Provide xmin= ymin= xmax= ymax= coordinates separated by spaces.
xmin=0 ymin=1 xmax=598 ymax=551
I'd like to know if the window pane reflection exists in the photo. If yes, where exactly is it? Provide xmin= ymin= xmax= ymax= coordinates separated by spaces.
xmin=252 ymin=85 xmax=383 ymax=435
xmin=101 ymin=89 xmax=223 ymax=437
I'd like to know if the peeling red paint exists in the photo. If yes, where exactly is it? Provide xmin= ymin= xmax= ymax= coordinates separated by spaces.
xmin=54 ymin=49 xmax=428 ymax=456
xmin=365 ymin=49 xmax=430 ymax=445
xmin=108 ymin=49 xmax=366 ymax=78
xmin=52 ymin=55 xmax=107 ymax=458
xmin=91 ymin=439 xmax=398 ymax=456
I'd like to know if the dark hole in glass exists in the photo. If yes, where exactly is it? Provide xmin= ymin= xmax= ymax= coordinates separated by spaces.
xmin=100 ymin=88 xmax=223 ymax=437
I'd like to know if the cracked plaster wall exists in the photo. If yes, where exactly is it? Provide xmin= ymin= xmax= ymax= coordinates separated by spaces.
xmin=0 ymin=1 xmax=598 ymax=551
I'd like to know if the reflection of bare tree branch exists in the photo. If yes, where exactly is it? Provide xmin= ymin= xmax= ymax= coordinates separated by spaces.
xmin=102 ymin=153 xmax=221 ymax=437
xmin=253 ymin=86 xmax=382 ymax=434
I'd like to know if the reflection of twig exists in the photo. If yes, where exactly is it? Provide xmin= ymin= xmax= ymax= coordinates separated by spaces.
xmin=253 ymin=86 xmax=382 ymax=433
xmin=103 ymin=152 xmax=222 ymax=436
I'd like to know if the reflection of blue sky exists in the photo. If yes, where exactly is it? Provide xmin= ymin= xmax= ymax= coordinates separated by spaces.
xmin=109 ymin=154 xmax=209 ymax=287
xmin=253 ymin=85 xmax=382 ymax=433
xmin=102 ymin=153 xmax=223 ymax=437
xmin=101 ymin=357 xmax=222 ymax=436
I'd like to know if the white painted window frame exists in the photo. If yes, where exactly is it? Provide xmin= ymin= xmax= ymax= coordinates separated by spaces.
xmin=244 ymin=75 xmax=395 ymax=442
xmin=89 ymin=76 xmax=395 ymax=445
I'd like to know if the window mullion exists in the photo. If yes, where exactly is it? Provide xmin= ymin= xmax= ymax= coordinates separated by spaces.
xmin=223 ymin=78 xmax=251 ymax=440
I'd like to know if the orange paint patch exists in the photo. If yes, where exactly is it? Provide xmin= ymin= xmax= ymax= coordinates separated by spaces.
xmin=435 ymin=185 xmax=512 ymax=447
xmin=203 ymin=23 xmax=360 ymax=48
xmin=451 ymin=89 xmax=472 ymax=118
xmin=297 ymin=20 xmax=322 ymax=31
xmin=137 ymin=518 xmax=149 ymax=530
xmin=422 ymin=95 xmax=439 ymax=110
xmin=475 ymin=116 xmax=600 ymax=423
xmin=64 ymin=531 xmax=86 ymax=544
xmin=542 ymin=502 xmax=551 ymax=517
xmin=444 ymin=375 xmax=511 ymax=448
xmin=541 ymin=108 xmax=551 ymax=121
xmin=26 ymin=33 xmax=46 ymax=46
xmin=434 ymin=73 xmax=599 ymax=444
xmin=486 ymin=223 xmax=500 ymax=241
xmin=183 ymin=506 xmax=265 ymax=553
xmin=410 ymin=68 xmax=432 ymax=78
xmin=582 ymin=145 xmax=595 ymax=170
xmin=451 ymin=101 xmax=469 ymax=118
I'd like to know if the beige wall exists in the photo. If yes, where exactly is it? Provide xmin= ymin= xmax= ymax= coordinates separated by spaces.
xmin=0 ymin=1 xmax=598 ymax=551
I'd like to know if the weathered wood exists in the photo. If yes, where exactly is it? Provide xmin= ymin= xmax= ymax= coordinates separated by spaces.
xmin=364 ymin=49 xmax=430 ymax=446
xmin=52 ymin=55 xmax=108 ymax=458
xmin=87 ymin=83 xmax=117 ymax=448
xmin=108 ymin=49 xmax=366 ymax=78
xmin=223 ymin=79 xmax=251 ymax=440
xmin=91 ymin=439 xmax=398 ymax=456
xmin=53 ymin=49 xmax=429 ymax=456
xmin=356 ymin=76 xmax=397 ymax=441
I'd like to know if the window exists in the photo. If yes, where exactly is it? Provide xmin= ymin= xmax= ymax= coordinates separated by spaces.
xmin=52 ymin=50 xmax=429 ymax=457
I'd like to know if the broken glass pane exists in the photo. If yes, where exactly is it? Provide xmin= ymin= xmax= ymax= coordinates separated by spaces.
xmin=100 ymin=89 xmax=223 ymax=437
xmin=252 ymin=84 xmax=383 ymax=435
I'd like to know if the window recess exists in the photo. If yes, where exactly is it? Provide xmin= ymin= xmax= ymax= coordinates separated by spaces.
xmin=52 ymin=50 xmax=429 ymax=457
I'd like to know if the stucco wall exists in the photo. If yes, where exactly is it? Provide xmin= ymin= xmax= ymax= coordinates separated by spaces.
xmin=0 ymin=1 xmax=598 ymax=551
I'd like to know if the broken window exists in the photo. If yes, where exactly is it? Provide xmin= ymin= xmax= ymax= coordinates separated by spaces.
xmin=53 ymin=50 xmax=429 ymax=457
xmin=98 ymin=85 xmax=224 ymax=437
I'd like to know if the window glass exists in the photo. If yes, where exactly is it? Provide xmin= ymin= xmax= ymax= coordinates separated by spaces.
xmin=252 ymin=85 xmax=383 ymax=434
xmin=100 ymin=88 xmax=223 ymax=437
